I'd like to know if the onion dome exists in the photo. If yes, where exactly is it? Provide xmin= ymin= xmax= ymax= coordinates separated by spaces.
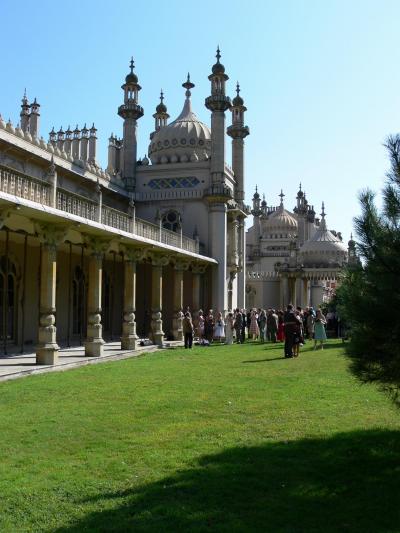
xmin=149 ymin=74 xmax=211 ymax=164
xmin=212 ymin=46 xmax=225 ymax=74
xmin=232 ymin=82 xmax=244 ymax=106
xmin=125 ymin=57 xmax=138 ymax=84
xmin=156 ymin=90 xmax=167 ymax=114
xmin=297 ymin=182 xmax=304 ymax=198
xmin=300 ymin=203 xmax=347 ymax=266
xmin=263 ymin=191 xmax=298 ymax=235
xmin=261 ymin=194 xmax=267 ymax=207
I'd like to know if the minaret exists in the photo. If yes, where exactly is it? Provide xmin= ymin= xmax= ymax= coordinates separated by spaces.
xmin=88 ymin=123 xmax=97 ymax=164
xmin=29 ymin=97 xmax=40 ymax=138
xmin=205 ymin=47 xmax=231 ymax=184
xmin=227 ymin=82 xmax=249 ymax=203
xmin=295 ymin=183 xmax=309 ymax=245
xmin=72 ymin=125 xmax=81 ymax=160
xmin=80 ymin=124 xmax=89 ymax=161
xmin=151 ymin=90 xmax=169 ymax=137
xmin=64 ymin=126 xmax=72 ymax=155
xmin=20 ymin=90 xmax=30 ymax=133
xmin=118 ymin=57 xmax=144 ymax=191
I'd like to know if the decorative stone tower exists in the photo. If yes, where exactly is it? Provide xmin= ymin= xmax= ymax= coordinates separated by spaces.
xmin=203 ymin=49 xmax=233 ymax=313
xmin=151 ymin=90 xmax=169 ymax=139
xmin=227 ymin=82 xmax=250 ymax=203
xmin=29 ymin=97 xmax=40 ymax=138
xmin=118 ymin=58 xmax=144 ymax=192
xmin=20 ymin=90 xmax=30 ymax=133
xmin=205 ymin=47 xmax=231 ymax=184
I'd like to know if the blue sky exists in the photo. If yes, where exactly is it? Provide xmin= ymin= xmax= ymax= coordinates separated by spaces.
xmin=2 ymin=0 xmax=400 ymax=240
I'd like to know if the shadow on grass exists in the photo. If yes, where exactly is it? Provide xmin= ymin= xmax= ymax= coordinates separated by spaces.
xmin=242 ymin=356 xmax=285 ymax=363
xmin=55 ymin=429 xmax=400 ymax=533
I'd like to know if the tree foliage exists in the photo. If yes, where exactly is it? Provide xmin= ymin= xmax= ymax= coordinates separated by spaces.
xmin=337 ymin=135 xmax=400 ymax=403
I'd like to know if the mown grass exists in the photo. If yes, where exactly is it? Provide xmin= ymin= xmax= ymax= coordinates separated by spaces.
xmin=0 ymin=340 xmax=399 ymax=532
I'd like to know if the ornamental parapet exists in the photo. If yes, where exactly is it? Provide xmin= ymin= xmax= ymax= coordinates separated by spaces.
xmin=0 ymin=164 xmax=200 ymax=256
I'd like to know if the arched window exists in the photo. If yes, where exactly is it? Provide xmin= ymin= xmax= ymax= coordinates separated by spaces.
xmin=162 ymin=210 xmax=181 ymax=232
xmin=0 ymin=256 xmax=18 ymax=342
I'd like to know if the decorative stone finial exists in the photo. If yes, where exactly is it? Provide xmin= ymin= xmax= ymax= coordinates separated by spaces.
xmin=216 ymin=45 xmax=221 ymax=63
xmin=130 ymin=57 xmax=134 ymax=73
xmin=182 ymin=73 xmax=195 ymax=98
xmin=279 ymin=189 xmax=285 ymax=206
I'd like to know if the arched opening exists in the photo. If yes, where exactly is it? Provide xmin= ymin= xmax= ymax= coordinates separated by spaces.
xmin=72 ymin=265 xmax=86 ymax=341
xmin=0 ymin=256 xmax=18 ymax=343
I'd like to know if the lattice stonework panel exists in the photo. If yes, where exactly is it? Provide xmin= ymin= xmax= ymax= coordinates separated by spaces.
xmin=147 ymin=177 xmax=200 ymax=189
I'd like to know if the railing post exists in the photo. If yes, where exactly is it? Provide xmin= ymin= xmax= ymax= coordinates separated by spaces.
xmin=96 ymin=179 xmax=102 ymax=223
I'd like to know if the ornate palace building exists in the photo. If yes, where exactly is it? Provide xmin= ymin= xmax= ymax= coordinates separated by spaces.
xmin=0 ymin=49 xmax=249 ymax=363
xmin=246 ymin=186 xmax=357 ymax=309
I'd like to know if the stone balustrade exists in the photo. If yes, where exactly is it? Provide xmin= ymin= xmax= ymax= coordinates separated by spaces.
xmin=0 ymin=165 xmax=199 ymax=254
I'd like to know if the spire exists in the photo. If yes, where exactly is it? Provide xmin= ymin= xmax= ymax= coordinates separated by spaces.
xmin=279 ymin=189 xmax=285 ymax=208
xmin=182 ymin=73 xmax=195 ymax=98
xmin=216 ymin=45 xmax=221 ymax=63
xmin=130 ymin=56 xmax=134 ymax=73
xmin=320 ymin=202 xmax=327 ymax=230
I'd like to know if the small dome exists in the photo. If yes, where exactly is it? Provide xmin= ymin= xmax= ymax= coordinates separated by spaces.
xmin=125 ymin=58 xmax=138 ymax=84
xmin=300 ymin=207 xmax=347 ymax=266
xmin=149 ymin=94 xmax=211 ymax=164
xmin=212 ymin=62 xmax=225 ymax=75
xmin=232 ymin=94 xmax=244 ymax=106
xmin=156 ymin=102 xmax=167 ymax=113
xmin=264 ymin=206 xmax=298 ymax=231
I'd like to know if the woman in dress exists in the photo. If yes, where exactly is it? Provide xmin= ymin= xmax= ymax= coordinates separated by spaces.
xmin=277 ymin=310 xmax=285 ymax=342
xmin=204 ymin=310 xmax=214 ymax=343
xmin=258 ymin=310 xmax=267 ymax=343
xmin=214 ymin=311 xmax=225 ymax=342
xmin=197 ymin=311 xmax=205 ymax=340
xmin=225 ymin=312 xmax=234 ymax=345
xmin=314 ymin=308 xmax=327 ymax=350
xmin=249 ymin=309 xmax=260 ymax=339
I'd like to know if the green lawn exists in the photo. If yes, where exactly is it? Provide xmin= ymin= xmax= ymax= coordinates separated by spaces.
xmin=1 ymin=340 xmax=400 ymax=532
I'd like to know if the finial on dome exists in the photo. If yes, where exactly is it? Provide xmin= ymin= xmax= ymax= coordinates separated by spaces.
xmin=216 ymin=46 xmax=221 ymax=63
xmin=279 ymin=189 xmax=285 ymax=207
xmin=299 ymin=182 xmax=302 ymax=191
xmin=182 ymin=73 xmax=195 ymax=98
xmin=160 ymin=89 xmax=164 ymax=103
xmin=130 ymin=57 xmax=134 ymax=73
xmin=236 ymin=82 xmax=240 ymax=96
xmin=321 ymin=202 xmax=326 ymax=218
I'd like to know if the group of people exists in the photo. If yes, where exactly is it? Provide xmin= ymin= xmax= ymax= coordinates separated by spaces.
xmin=181 ymin=305 xmax=328 ymax=357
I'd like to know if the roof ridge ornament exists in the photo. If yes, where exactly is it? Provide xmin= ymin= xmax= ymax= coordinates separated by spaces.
xmin=182 ymin=73 xmax=195 ymax=98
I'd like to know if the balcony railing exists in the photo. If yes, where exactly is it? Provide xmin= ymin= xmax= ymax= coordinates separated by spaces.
xmin=0 ymin=165 xmax=199 ymax=254
xmin=0 ymin=166 xmax=49 ymax=205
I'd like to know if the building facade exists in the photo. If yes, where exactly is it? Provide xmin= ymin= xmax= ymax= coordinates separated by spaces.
xmin=0 ymin=50 xmax=249 ymax=363
xmin=246 ymin=186 xmax=356 ymax=309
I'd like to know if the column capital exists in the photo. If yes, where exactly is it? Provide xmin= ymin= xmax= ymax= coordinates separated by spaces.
xmin=35 ymin=222 xmax=69 ymax=250
xmin=84 ymin=236 xmax=110 ymax=258
xmin=192 ymin=263 xmax=207 ymax=274
xmin=121 ymin=245 xmax=149 ymax=263
xmin=149 ymin=252 xmax=170 ymax=267
xmin=0 ymin=208 xmax=13 ymax=230
xmin=173 ymin=259 xmax=190 ymax=271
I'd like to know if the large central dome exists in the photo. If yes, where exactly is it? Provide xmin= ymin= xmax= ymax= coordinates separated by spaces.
xmin=148 ymin=80 xmax=211 ymax=165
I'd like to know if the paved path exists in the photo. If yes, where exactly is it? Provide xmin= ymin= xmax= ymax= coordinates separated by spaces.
xmin=0 ymin=341 xmax=182 ymax=382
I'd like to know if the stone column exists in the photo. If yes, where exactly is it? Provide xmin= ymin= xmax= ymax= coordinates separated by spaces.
xmin=209 ymin=202 xmax=228 ymax=313
xmin=281 ymin=275 xmax=289 ymax=308
xmin=84 ymin=239 xmax=107 ymax=357
xmin=121 ymin=251 xmax=139 ymax=350
xmin=35 ymin=225 xmax=66 ymax=365
xmin=36 ymin=242 xmax=59 ymax=364
xmin=192 ymin=264 xmax=206 ymax=316
xmin=172 ymin=261 xmax=188 ymax=341
xmin=237 ymin=217 xmax=246 ymax=309
xmin=48 ymin=157 xmax=57 ymax=208
xmin=150 ymin=255 xmax=168 ymax=346
xmin=302 ymin=278 xmax=309 ymax=308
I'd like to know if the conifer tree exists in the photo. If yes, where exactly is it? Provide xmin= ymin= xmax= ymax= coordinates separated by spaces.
xmin=337 ymin=135 xmax=400 ymax=403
